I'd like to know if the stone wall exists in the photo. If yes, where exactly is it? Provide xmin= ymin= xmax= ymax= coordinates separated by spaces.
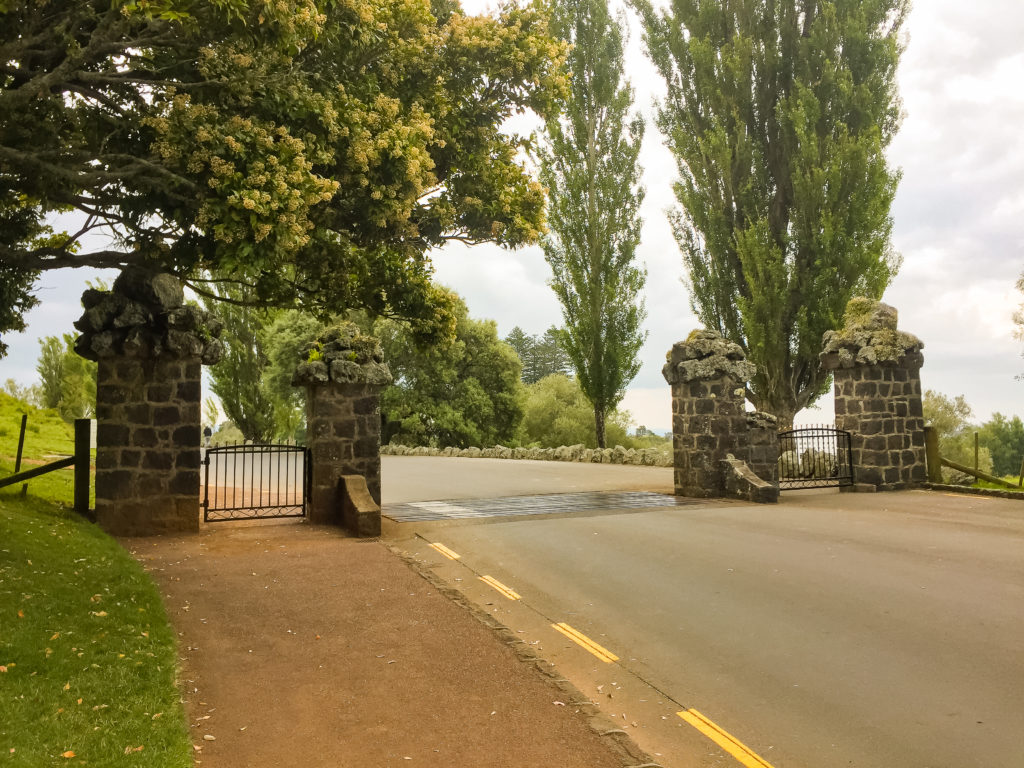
xmin=663 ymin=331 xmax=758 ymax=498
xmin=294 ymin=324 xmax=391 ymax=531
xmin=380 ymin=443 xmax=672 ymax=466
xmin=76 ymin=268 xmax=222 ymax=535
xmin=746 ymin=411 xmax=779 ymax=486
xmin=94 ymin=357 xmax=202 ymax=534
xmin=821 ymin=299 xmax=926 ymax=490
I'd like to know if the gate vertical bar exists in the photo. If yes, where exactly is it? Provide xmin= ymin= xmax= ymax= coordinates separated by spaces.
xmin=202 ymin=448 xmax=211 ymax=522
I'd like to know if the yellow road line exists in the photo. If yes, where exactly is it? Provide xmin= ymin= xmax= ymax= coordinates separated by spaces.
xmin=428 ymin=542 xmax=460 ymax=560
xmin=479 ymin=575 xmax=521 ymax=600
xmin=677 ymin=709 xmax=776 ymax=768
xmin=551 ymin=622 xmax=619 ymax=663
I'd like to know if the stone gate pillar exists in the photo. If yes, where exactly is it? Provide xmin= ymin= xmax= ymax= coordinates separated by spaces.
xmin=74 ymin=268 xmax=223 ymax=535
xmin=663 ymin=331 xmax=756 ymax=497
xmin=820 ymin=298 xmax=926 ymax=490
xmin=293 ymin=324 xmax=392 ymax=528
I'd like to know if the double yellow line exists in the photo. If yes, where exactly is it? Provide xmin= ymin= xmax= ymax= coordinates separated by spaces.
xmin=678 ymin=709 xmax=776 ymax=768
xmin=427 ymin=539 xmax=775 ymax=768
xmin=551 ymin=622 xmax=619 ymax=663
xmin=479 ymin=575 xmax=521 ymax=600
xmin=427 ymin=542 xmax=461 ymax=560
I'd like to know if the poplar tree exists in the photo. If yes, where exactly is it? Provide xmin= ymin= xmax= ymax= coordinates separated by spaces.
xmin=540 ymin=0 xmax=647 ymax=449
xmin=633 ymin=0 xmax=907 ymax=425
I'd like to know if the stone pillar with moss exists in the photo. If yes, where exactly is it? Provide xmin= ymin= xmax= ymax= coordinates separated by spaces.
xmin=74 ymin=268 xmax=223 ymax=536
xmin=745 ymin=411 xmax=780 ymax=485
xmin=293 ymin=324 xmax=392 ymax=528
xmin=663 ymin=331 xmax=757 ymax=497
xmin=820 ymin=298 xmax=926 ymax=490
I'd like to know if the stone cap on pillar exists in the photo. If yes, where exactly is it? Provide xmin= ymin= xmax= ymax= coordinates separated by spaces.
xmin=662 ymin=329 xmax=756 ymax=386
xmin=820 ymin=298 xmax=924 ymax=371
xmin=292 ymin=322 xmax=392 ymax=387
xmin=73 ymin=267 xmax=223 ymax=364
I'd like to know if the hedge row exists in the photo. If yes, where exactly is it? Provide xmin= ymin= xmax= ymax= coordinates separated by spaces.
xmin=381 ymin=442 xmax=672 ymax=467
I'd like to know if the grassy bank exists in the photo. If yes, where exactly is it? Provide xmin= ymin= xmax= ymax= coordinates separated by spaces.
xmin=0 ymin=495 xmax=190 ymax=766
xmin=0 ymin=392 xmax=80 ymax=505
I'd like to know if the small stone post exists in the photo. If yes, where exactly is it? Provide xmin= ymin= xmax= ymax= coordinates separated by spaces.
xmin=74 ymin=268 xmax=223 ymax=535
xmin=820 ymin=298 xmax=926 ymax=491
xmin=746 ymin=411 xmax=780 ymax=486
xmin=663 ymin=331 xmax=756 ymax=497
xmin=293 ymin=324 xmax=392 ymax=531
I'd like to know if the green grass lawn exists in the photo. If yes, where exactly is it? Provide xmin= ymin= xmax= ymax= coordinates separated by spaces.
xmin=0 ymin=392 xmax=81 ymax=506
xmin=972 ymin=477 xmax=1024 ymax=493
xmin=1 ymin=395 xmax=191 ymax=766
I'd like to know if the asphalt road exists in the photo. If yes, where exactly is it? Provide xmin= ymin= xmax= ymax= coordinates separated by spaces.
xmin=394 ymin=484 xmax=1024 ymax=768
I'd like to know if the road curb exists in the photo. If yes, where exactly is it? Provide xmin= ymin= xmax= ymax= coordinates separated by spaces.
xmin=387 ymin=544 xmax=663 ymax=768
xmin=921 ymin=482 xmax=1024 ymax=500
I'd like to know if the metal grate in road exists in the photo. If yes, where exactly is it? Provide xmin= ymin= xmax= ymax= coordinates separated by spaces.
xmin=383 ymin=491 xmax=695 ymax=522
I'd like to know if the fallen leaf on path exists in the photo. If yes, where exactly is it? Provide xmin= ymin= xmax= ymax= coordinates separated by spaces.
xmin=553 ymin=701 xmax=565 ymax=706
xmin=203 ymin=735 xmax=215 ymax=741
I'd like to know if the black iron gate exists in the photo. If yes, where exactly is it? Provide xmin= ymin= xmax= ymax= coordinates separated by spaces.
xmin=777 ymin=426 xmax=854 ymax=490
xmin=202 ymin=444 xmax=309 ymax=522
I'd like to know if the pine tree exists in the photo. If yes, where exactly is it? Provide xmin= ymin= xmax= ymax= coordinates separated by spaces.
xmin=633 ymin=0 xmax=907 ymax=425
xmin=539 ymin=0 xmax=647 ymax=449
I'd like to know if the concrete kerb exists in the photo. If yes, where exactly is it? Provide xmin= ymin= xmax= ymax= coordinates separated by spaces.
xmin=921 ymin=482 xmax=1024 ymax=500
xmin=388 ymin=544 xmax=662 ymax=768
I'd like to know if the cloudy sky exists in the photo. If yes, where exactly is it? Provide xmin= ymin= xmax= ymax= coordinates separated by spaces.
xmin=2 ymin=0 xmax=1023 ymax=434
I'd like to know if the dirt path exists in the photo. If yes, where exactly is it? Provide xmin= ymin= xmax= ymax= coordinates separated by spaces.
xmin=127 ymin=522 xmax=642 ymax=768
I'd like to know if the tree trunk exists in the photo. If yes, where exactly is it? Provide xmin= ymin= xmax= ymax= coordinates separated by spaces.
xmin=769 ymin=405 xmax=798 ymax=431
xmin=595 ymin=404 xmax=606 ymax=449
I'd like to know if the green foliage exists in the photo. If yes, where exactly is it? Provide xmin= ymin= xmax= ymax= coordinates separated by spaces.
xmin=209 ymin=420 xmax=244 ymax=446
xmin=2 ymin=378 xmax=40 ymax=406
xmin=201 ymin=396 xmax=220 ymax=430
xmin=977 ymin=413 xmax=1024 ymax=478
xmin=377 ymin=295 xmax=524 ymax=449
xmin=0 ymin=495 xmax=190 ymax=766
xmin=198 ymin=284 xmax=277 ymax=442
xmin=504 ymin=325 xmax=572 ymax=384
xmin=923 ymin=390 xmax=992 ymax=480
xmin=263 ymin=311 xmax=324 ymax=441
xmin=35 ymin=334 xmax=97 ymax=421
xmin=633 ymin=0 xmax=907 ymax=424
xmin=519 ymin=373 xmax=633 ymax=449
xmin=539 ymin=0 xmax=646 ymax=448
xmin=1 ymin=0 xmax=567 ymax=355
xmin=0 ymin=391 xmax=92 ymax=505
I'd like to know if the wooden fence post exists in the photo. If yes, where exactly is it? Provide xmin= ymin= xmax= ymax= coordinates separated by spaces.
xmin=74 ymin=419 xmax=91 ymax=519
xmin=923 ymin=426 xmax=942 ymax=483
xmin=15 ymin=413 xmax=27 ymax=495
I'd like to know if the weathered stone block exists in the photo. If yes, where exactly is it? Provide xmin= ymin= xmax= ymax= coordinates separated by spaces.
xmin=152 ymin=406 xmax=180 ymax=426
xmin=142 ymin=451 xmax=174 ymax=471
xmin=173 ymin=425 xmax=201 ymax=446
xmin=132 ymin=427 xmax=158 ymax=448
